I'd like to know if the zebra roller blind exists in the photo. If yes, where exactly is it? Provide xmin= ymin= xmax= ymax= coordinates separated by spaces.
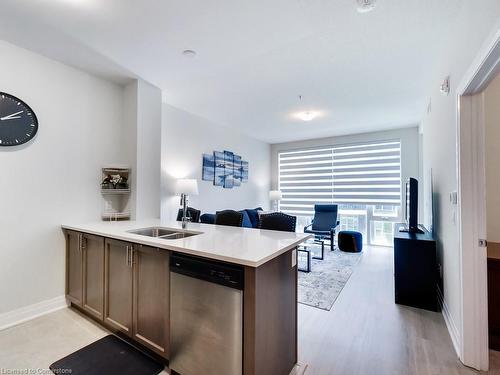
xmin=278 ymin=140 xmax=401 ymax=216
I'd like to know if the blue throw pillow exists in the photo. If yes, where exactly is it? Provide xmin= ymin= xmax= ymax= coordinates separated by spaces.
xmin=200 ymin=213 xmax=215 ymax=224
xmin=239 ymin=210 xmax=253 ymax=228
xmin=245 ymin=207 xmax=263 ymax=228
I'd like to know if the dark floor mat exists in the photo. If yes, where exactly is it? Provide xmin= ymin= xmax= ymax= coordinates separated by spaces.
xmin=49 ymin=335 xmax=164 ymax=375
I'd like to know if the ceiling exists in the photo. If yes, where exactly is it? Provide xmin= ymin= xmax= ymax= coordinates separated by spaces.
xmin=0 ymin=0 xmax=463 ymax=143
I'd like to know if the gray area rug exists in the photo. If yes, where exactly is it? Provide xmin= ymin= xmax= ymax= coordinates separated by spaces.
xmin=298 ymin=247 xmax=363 ymax=311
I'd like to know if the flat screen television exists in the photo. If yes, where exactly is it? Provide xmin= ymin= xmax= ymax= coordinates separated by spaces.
xmin=402 ymin=177 xmax=422 ymax=233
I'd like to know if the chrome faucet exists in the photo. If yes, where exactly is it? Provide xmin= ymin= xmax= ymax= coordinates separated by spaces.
xmin=180 ymin=193 xmax=190 ymax=229
xmin=175 ymin=179 xmax=198 ymax=229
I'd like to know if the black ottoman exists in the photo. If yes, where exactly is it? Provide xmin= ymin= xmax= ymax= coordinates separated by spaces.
xmin=338 ymin=231 xmax=363 ymax=253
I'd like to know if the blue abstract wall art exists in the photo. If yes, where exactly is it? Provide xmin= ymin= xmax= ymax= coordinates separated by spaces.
xmin=202 ymin=150 xmax=249 ymax=189
xmin=202 ymin=154 xmax=215 ymax=182
xmin=233 ymin=154 xmax=242 ymax=187
xmin=241 ymin=160 xmax=248 ymax=183
xmin=213 ymin=151 xmax=225 ymax=186
xmin=223 ymin=151 xmax=234 ymax=188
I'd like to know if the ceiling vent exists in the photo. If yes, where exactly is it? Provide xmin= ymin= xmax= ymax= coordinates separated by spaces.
xmin=357 ymin=0 xmax=377 ymax=13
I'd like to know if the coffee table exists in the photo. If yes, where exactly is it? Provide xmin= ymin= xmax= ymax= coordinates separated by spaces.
xmin=297 ymin=238 xmax=325 ymax=272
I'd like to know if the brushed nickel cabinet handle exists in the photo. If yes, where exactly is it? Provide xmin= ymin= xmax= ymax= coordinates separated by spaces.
xmin=126 ymin=245 xmax=130 ymax=267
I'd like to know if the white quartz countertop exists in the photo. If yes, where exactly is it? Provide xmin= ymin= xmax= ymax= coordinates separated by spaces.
xmin=61 ymin=219 xmax=312 ymax=267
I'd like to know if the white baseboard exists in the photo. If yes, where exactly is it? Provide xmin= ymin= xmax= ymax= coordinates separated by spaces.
xmin=438 ymin=288 xmax=461 ymax=357
xmin=0 ymin=295 xmax=68 ymax=331
xmin=289 ymin=363 xmax=308 ymax=375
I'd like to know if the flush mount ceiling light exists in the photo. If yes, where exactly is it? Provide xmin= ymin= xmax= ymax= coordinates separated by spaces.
xmin=294 ymin=95 xmax=321 ymax=121
xmin=182 ymin=49 xmax=197 ymax=58
xmin=356 ymin=0 xmax=377 ymax=13
xmin=295 ymin=111 xmax=319 ymax=122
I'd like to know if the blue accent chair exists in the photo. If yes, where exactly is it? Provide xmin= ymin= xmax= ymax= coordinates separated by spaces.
xmin=304 ymin=204 xmax=340 ymax=251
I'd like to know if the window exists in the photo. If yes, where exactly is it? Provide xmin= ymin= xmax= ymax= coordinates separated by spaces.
xmin=278 ymin=140 xmax=401 ymax=245
xmin=340 ymin=216 xmax=359 ymax=231
xmin=338 ymin=206 xmax=367 ymax=242
xmin=373 ymin=205 xmax=399 ymax=217
xmin=372 ymin=221 xmax=395 ymax=246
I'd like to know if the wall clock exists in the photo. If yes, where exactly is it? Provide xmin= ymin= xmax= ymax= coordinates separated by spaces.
xmin=0 ymin=92 xmax=38 ymax=146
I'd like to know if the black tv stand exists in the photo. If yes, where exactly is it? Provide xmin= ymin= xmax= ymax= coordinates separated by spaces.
xmin=398 ymin=224 xmax=425 ymax=234
xmin=394 ymin=224 xmax=438 ymax=312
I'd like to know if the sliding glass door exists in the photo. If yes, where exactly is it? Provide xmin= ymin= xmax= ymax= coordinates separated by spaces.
xmin=278 ymin=140 xmax=402 ymax=246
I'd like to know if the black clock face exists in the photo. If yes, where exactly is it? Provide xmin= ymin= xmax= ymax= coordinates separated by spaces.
xmin=0 ymin=92 xmax=38 ymax=146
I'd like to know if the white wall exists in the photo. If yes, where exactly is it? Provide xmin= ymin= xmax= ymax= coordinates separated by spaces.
xmin=484 ymin=73 xmax=500 ymax=243
xmin=0 ymin=41 xmax=125 ymax=314
xmin=135 ymin=80 xmax=162 ymax=220
xmin=270 ymin=126 xmax=421 ymax=218
xmin=123 ymin=81 xmax=138 ymax=217
xmin=122 ymin=79 xmax=162 ymax=220
xmin=161 ymin=104 xmax=271 ymax=221
xmin=420 ymin=1 xmax=500 ymax=351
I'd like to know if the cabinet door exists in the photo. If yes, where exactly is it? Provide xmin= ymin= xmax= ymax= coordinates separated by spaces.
xmin=133 ymin=245 xmax=170 ymax=358
xmin=82 ymin=233 xmax=105 ymax=320
xmin=66 ymin=230 xmax=83 ymax=306
xmin=104 ymin=238 xmax=133 ymax=335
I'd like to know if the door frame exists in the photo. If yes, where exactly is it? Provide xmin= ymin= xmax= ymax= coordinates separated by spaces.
xmin=457 ymin=24 xmax=500 ymax=371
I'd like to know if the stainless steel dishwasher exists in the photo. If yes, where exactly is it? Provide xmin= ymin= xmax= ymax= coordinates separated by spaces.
xmin=170 ymin=253 xmax=244 ymax=375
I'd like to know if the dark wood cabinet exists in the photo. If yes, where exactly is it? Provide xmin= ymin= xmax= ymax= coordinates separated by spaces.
xmin=66 ymin=230 xmax=105 ymax=319
xmin=65 ymin=230 xmax=83 ymax=306
xmin=102 ymin=239 xmax=170 ymax=358
xmin=394 ymin=225 xmax=439 ymax=312
xmin=82 ymin=233 xmax=105 ymax=320
xmin=66 ymin=230 xmax=297 ymax=369
xmin=104 ymin=238 xmax=134 ymax=335
xmin=488 ymin=257 xmax=500 ymax=350
xmin=133 ymin=244 xmax=170 ymax=358
xmin=244 ymin=249 xmax=297 ymax=375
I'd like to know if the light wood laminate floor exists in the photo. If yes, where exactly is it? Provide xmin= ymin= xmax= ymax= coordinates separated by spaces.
xmin=297 ymin=245 xmax=495 ymax=374
xmin=0 ymin=245 xmax=498 ymax=374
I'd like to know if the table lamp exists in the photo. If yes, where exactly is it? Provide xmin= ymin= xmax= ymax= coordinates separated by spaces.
xmin=269 ymin=190 xmax=282 ymax=211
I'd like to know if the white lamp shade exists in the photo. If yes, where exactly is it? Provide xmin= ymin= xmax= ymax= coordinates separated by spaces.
xmin=175 ymin=178 xmax=199 ymax=195
xmin=269 ymin=190 xmax=282 ymax=201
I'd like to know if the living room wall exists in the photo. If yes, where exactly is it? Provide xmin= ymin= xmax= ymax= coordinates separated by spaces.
xmin=160 ymin=104 xmax=271 ymax=221
xmin=420 ymin=2 xmax=500 ymax=355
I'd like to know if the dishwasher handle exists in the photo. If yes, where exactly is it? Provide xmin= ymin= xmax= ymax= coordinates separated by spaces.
xmin=170 ymin=253 xmax=244 ymax=290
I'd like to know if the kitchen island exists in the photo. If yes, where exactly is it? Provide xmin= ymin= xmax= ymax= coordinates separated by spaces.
xmin=61 ymin=219 xmax=311 ymax=375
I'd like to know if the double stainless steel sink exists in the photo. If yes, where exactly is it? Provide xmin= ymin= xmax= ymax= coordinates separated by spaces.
xmin=127 ymin=227 xmax=201 ymax=240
